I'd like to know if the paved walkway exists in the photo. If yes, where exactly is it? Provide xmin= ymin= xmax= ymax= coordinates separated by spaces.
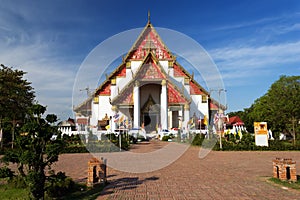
xmin=53 ymin=141 xmax=300 ymax=200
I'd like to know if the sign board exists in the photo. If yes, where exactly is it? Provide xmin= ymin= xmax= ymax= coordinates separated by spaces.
xmin=254 ymin=122 xmax=268 ymax=146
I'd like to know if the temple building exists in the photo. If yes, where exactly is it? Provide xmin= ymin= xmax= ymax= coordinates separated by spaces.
xmin=74 ymin=18 xmax=223 ymax=134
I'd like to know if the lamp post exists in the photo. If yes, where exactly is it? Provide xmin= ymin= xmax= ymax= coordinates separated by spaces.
xmin=210 ymin=89 xmax=226 ymax=149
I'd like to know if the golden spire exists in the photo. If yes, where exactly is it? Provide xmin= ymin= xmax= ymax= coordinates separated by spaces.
xmin=148 ymin=10 xmax=151 ymax=23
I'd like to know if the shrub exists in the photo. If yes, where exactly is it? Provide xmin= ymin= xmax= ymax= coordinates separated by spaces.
xmin=191 ymin=134 xmax=205 ymax=146
xmin=162 ymin=135 xmax=171 ymax=141
xmin=8 ymin=175 xmax=27 ymax=188
xmin=46 ymin=171 xmax=75 ymax=198
xmin=0 ymin=166 xmax=14 ymax=179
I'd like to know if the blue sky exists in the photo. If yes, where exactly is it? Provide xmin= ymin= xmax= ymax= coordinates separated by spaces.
xmin=1 ymin=0 xmax=300 ymax=120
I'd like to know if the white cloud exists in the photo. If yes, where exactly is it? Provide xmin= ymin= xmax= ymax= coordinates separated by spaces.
xmin=210 ymin=40 xmax=300 ymax=87
xmin=0 ymin=39 xmax=77 ymax=120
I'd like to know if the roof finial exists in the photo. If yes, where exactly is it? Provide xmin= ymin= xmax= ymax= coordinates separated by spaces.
xmin=148 ymin=10 xmax=151 ymax=23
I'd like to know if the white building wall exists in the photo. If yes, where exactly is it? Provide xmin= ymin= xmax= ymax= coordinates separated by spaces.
xmin=184 ymin=85 xmax=190 ymax=95
xmin=90 ymin=101 xmax=99 ymax=126
xmin=131 ymin=61 xmax=142 ymax=74
xmin=111 ymin=85 xmax=117 ymax=100
xmin=168 ymin=67 xmax=174 ymax=77
xmin=174 ymin=77 xmax=184 ymax=85
xmin=190 ymin=95 xmax=209 ymax=119
xmin=159 ymin=61 xmax=168 ymax=73
xmin=98 ymin=96 xmax=113 ymax=119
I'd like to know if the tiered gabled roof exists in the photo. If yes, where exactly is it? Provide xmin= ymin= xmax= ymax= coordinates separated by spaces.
xmin=75 ymin=19 xmax=225 ymax=111
xmin=111 ymin=52 xmax=190 ymax=105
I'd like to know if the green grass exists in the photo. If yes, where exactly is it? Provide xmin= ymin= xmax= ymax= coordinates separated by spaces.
xmin=0 ymin=184 xmax=29 ymax=200
xmin=268 ymin=176 xmax=300 ymax=190
xmin=0 ymin=181 xmax=107 ymax=200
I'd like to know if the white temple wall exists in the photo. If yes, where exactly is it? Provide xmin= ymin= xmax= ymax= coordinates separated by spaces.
xmin=98 ymin=96 xmax=113 ymax=119
xmin=190 ymin=95 xmax=209 ymax=119
xmin=131 ymin=61 xmax=142 ymax=74
xmin=168 ymin=67 xmax=174 ymax=77
xmin=111 ymin=85 xmax=117 ymax=100
xmin=174 ymin=77 xmax=184 ymax=85
xmin=90 ymin=102 xmax=99 ymax=126
xmin=116 ymin=76 xmax=130 ymax=92
xmin=126 ymin=68 xmax=133 ymax=81
xmin=159 ymin=61 xmax=168 ymax=73
xmin=184 ymin=85 xmax=190 ymax=95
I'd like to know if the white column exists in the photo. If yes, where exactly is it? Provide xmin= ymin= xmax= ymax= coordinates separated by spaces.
xmin=111 ymin=106 xmax=117 ymax=132
xmin=133 ymin=81 xmax=140 ymax=128
xmin=161 ymin=80 xmax=168 ymax=130
xmin=184 ymin=103 xmax=190 ymax=134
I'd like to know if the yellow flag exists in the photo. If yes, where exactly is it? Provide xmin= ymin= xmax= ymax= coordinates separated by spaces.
xmin=119 ymin=115 xmax=124 ymax=123
xmin=203 ymin=115 xmax=208 ymax=125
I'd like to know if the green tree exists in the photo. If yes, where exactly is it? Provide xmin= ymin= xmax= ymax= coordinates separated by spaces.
xmin=2 ymin=104 xmax=64 ymax=199
xmin=249 ymin=76 xmax=300 ymax=143
xmin=0 ymin=64 xmax=35 ymax=148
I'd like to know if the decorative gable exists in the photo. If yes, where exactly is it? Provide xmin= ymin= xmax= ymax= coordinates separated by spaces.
xmin=136 ymin=54 xmax=166 ymax=80
xmin=126 ymin=23 xmax=173 ymax=61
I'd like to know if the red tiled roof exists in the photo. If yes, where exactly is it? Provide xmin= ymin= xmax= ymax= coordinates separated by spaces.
xmin=228 ymin=116 xmax=244 ymax=126
xmin=190 ymin=81 xmax=205 ymax=95
xmin=168 ymin=83 xmax=188 ymax=104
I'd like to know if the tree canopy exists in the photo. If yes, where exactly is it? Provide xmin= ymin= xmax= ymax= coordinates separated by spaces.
xmin=230 ymin=75 xmax=300 ymax=142
xmin=0 ymin=64 xmax=35 ymax=147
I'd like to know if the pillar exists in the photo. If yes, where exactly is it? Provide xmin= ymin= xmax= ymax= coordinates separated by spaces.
xmin=133 ymin=81 xmax=140 ymax=128
xmin=184 ymin=103 xmax=190 ymax=136
xmin=161 ymin=80 xmax=168 ymax=130
xmin=111 ymin=105 xmax=117 ymax=132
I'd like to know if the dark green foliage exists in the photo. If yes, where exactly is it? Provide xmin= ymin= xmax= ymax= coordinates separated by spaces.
xmin=228 ymin=76 xmax=300 ymax=144
xmin=1 ymin=104 xmax=65 ymax=199
xmin=212 ymin=133 xmax=300 ymax=151
xmin=191 ymin=134 xmax=205 ymax=146
xmin=162 ymin=135 xmax=171 ymax=141
xmin=8 ymin=175 xmax=27 ymax=189
xmin=46 ymin=171 xmax=75 ymax=198
xmin=62 ymin=133 xmax=130 ymax=153
xmin=0 ymin=64 xmax=35 ymax=148
xmin=0 ymin=166 xmax=14 ymax=179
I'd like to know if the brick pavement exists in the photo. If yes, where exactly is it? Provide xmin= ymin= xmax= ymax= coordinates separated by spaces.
xmin=53 ymin=141 xmax=300 ymax=200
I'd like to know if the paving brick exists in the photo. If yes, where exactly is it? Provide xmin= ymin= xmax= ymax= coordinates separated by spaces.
xmin=51 ymin=141 xmax=300 ymax=200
